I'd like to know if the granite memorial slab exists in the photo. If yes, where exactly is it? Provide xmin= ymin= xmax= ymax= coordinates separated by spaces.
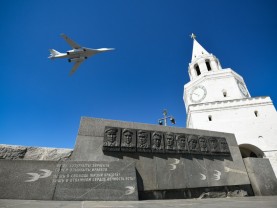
xmin=155 ymin=155 xmax=188 ymax=190
xmin=0 ymin=160 xmax=57 ymax=200
xmin=243 ymin=158 xmax=277 ymax=196
xmin=0 ymin=160 xmax=138 ymax=201
xmin=71 ymin=117 xmax=251 ymax=199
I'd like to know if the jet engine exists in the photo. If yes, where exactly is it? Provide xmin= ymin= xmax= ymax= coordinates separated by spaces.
xmin=68 ymin=57 xmax=87 ymax=62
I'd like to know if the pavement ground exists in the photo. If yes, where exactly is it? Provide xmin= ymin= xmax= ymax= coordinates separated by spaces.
xmin=1 ymin=196 xmax=277 ymax=208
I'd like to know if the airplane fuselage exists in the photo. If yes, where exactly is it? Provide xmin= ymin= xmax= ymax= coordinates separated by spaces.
xmin=49 ymin=33 xmax=114 ymax=75
xmin=51 ymin=47 xmax=104 ymax=62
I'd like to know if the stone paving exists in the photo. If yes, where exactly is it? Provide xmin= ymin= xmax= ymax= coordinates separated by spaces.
xmin=1 ymin=196 xmax=277 ymax=208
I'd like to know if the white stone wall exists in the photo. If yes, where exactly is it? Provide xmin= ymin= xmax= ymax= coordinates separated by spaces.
xmin=184 ymin=69 xmax=249 ymax=112
xmin=186 ymin=97 xmax=277 ymax=176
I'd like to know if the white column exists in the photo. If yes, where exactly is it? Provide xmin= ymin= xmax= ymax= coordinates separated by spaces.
xmin=198 ymin=59 xmax=208 ymax=73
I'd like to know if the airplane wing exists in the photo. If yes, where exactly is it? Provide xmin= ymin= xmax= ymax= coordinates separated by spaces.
xmin=69 ymin=61 xmax=83 ymax=75
xmin=61 ymin=34 xmax=81 ymax=49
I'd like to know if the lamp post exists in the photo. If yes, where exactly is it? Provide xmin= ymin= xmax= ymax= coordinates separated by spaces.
xmin=158 ymin=109 xmax=176 ymax=126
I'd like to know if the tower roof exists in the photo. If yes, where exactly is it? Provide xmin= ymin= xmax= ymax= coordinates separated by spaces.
xmin=191 ymin=38 xmax=209 ymax=62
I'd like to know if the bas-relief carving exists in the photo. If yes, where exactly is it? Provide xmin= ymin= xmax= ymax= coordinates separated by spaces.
xmin=208 ymin=137 xmax=221 ymax=153
xmin=188 ymin=135 xmax=200 ymax=153
xmin=219 ymin=137 xmax=230 ymax=154
xmin=102 ymin=126 xmax=230 ymax=156
xmin=136 ymin=130 xmax=151 ymax=153
xmin=199 ymin=136 xmax=209 ymax=154
xmin=103 ymin=127 xmax=121 ymax=152
xmin=164 ymin=133 xmax=177 ymax=153
xmin=121 ymin=129 xmax=136 ymax=152
xmin=151 ymin=132 xmax=164 ymax=153
xmin=176 ymin=134 xmax=189 ymax=153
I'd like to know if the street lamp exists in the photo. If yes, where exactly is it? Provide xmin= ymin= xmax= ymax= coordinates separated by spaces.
xmin=158 ymin=109 xmax=176 ymax=126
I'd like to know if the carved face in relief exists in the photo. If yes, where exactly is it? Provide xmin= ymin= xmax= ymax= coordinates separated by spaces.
xmin=165 ymin=133 xmax=174 ymax=146
xmin=209 ymin=138 xmax=218 ymax=150
xmin=178 ymin=136 xmax=187 ymax=148
xmin=153 ymin=133 xmax=162 ymax=147
xmin=138 ymin=131 xmax=148 ymax=146
xmin=220 ymin=139 xmax=228 ymax=151
xmin=105 ymin=128 xmax=118 ymax=144
xmin=189 ymin=138 xmax=198 ymax=150
xmin=123 ymin=129 xmax=133 ymax=144
xmin=199 ymin=137 xmax=207 ymax=149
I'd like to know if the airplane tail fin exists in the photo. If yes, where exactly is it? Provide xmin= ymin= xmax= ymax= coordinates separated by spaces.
xmin=48 ymin=49 xmax=61 ymax=59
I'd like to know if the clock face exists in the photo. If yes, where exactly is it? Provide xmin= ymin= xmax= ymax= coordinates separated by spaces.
xmin=190 ymin=85 xmax=207 ymax=103
xmin=237 ymin=81 xmax=248 ymax=96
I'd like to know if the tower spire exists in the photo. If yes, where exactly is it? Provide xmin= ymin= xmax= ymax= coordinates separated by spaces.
xmin=190 ymin=34 xmax=209 ymax=62
xmin=190 ymin=33 xmax=196 ymax=40
xmin=187 ymin=34 xmax=222 ymax=80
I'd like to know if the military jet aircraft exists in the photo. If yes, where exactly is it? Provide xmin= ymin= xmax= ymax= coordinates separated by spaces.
xmin=49 ymin=34 xmax=114 ymax=75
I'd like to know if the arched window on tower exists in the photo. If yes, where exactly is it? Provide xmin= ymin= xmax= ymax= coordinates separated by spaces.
xmin=254 ymin=110 xmax=259 ymax=117
xmin=205 ymin=60 xmax=212 ymax=71
xmin=222 ymin=90 xmax=227 ymax=98
xmin=239 ymin=144 xmax=264 ymax=158
xmin=194 ymin=64 xmax=201 ymax=76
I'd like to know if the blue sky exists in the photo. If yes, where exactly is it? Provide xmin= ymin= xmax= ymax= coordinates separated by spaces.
xmin=1 ymin=0 xmax=277 ymax=148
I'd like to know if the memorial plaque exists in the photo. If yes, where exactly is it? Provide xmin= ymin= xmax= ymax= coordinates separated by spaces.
xmin=176 ymin=134 xmax=189 ymax=153
xmin=101 ymin=126 xmax=230 ymax=156
xmin=121 ymin=128 xmax=136 ymax=153
xmin=136 ymin=130 xmax=151 ymax=153
xmin=53 ymin=161 xmax=138 ymax=201
xmin=164 ymin=132 xmax=177 ymax=153
xmin=198 ymin=136 xmax=210 ymax=154
xmin=103 ymin=127 xmax=121 ymax=152
xmin=187 ymin=135 xmax=200 ymax=154
xmin=151 ymin=132 xmax=164 ymax=153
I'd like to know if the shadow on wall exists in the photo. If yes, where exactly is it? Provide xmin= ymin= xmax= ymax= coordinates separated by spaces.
xmin=239 ymin=144 xmax=264 ymax=158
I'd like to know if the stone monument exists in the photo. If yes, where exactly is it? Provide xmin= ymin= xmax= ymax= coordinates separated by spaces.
xmin=71 ymin=117 xmax=252 ymax=199
xmin=1 ymin=117 xmax=277 ymax=200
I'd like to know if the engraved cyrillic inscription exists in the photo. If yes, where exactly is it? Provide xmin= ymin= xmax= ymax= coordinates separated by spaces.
xmin=51 ymin=162 xmax=136 ymax=184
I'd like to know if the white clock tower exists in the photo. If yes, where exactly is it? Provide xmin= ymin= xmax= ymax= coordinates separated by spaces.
xmin=183 ymin=34 xmax=277 ymax=176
